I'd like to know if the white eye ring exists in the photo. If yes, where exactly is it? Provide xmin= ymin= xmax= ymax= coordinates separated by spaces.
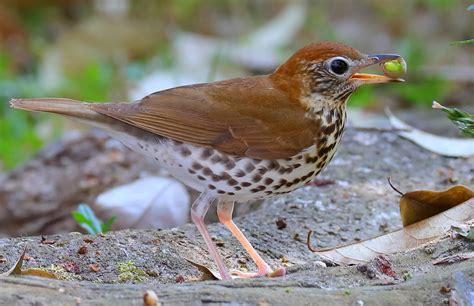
xmin=327 ymin=57 xmax=350 ymax=76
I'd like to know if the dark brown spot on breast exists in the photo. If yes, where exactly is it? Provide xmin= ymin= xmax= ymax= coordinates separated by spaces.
xmin=217 ymin=190 xmax=226 ymax=194
xmin=234 ymin=186 xmax=242 ymax=190
xmin=252 ymin=174 xmax=262 ymax=183
xmin=197 ymin=175 xmax=206 ymax=181
xmin=208 ymin=184 xmax=216 ymax=190
xmin=181 ymin=147 xmax=191 ymax=156
xmin=235 ymin=170 xmax=246 ymax=177
xmin=325 ymin=112 xmax=332 ymax=124
xmin=201 ymin=148 xmax=213 ymax=159
xmin=203 ymin=167 xmax=213 ymax=176
xmin=211 ymin=155 xmax=221 ymax=163
xmin=192 ymin=162 xmax=203 ymax=170
xmin=316 ymin=160 xmax=325 ymax=169
xmin=245 ymin=163 xmax=256 ymax=173
xmin=225 ymin=160 xmax=236 ymax=170
xmin=227 ymin=179 xmax=238 ymax=186
xmin=211 ymin=174 xmax=222 ymax=182
xmin=293 ymin=163 xmax=301 ymax=169
xmin=188 ymin=169 xmax=196 ymax=174
xmin=267 ymin=160 xmax=280 ymax=170
xmin=264 ymin=178 xmax=274 ymax=185
xmin=220 ymin=172 xmax=232 ymax=181
xmin=257 ymin=167 xmax=268 ymax=175
xmin=241 ymin=182 xmax=251 ymax=187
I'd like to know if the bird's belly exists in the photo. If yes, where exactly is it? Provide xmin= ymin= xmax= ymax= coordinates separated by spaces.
xmin=106 ymin=128 xmax=340 ymax=202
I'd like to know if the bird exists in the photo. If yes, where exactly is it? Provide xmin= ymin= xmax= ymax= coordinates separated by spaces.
xmin=10 ymin=41 xmax=404 ymax=280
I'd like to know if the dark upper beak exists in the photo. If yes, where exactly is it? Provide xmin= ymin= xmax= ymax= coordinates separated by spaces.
xmin=350 ymin=53 xmax=405 ymax=84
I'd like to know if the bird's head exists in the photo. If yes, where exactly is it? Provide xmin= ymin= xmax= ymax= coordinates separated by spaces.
xmin=273 ymin=41 xmax=404 ymax=107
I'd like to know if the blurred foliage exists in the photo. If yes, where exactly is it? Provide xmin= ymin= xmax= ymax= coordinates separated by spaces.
xmin=0 ymin=1 xmax=472 ymax=169
xmin=434 ymin=102 xmax=474 ymax=137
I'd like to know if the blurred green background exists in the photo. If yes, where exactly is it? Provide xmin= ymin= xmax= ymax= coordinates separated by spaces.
xmin=0 ymin=0 xmax=472 ymax=170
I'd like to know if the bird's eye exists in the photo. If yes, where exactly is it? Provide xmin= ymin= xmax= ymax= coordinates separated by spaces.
xmin=329 ymin=59 xmax=349 ymax=75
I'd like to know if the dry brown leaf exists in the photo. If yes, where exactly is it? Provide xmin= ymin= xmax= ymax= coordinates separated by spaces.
xmin=308 ymin=198 xmax=474 ymax=265
xmin=0 ymin=247 xmax=60 ymax=279
xmin=184 ymin=258 xmax=220 ymax=280
xmin=432 ymin=252 xmax=474 ymax=265
xmin=21 ymin=268 xmax=58 ymax=279
xmin=0 ymin=247 xmax=26 ymax=276
xmin=399 ymin=185 xmax=473 ymax=226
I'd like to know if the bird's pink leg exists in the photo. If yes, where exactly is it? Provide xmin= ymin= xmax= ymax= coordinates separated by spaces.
xmin=217 ymin=200 xmax=286 ymax=278
xmin=191 ymin=193 xmax=231 ymax=280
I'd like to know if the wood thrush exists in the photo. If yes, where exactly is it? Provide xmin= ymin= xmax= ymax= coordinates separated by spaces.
xmin=10 ymin=41 xmax=403 ymax=280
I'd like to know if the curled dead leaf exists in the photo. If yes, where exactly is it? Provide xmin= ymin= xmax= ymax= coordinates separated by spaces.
xmin=308 ymin=198 xmax=474 ymax=265
xmin=184 ymin=258 xmax=219 ymax=280
xmin=0 ymin=247 xmax=27 ymax=276
xmin=394 ymin=183 xmax=474 ymax=226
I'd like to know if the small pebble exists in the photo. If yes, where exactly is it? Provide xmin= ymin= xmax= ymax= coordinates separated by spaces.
xmin=143 ymin=290 xmax=158 ymax=306
xmin=314 ymin=261 xmax=327 ymax=268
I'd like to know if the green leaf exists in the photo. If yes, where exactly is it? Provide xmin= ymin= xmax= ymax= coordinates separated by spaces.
xmin=102 ymin=216 xmax=116 ymax=233
xmin=71 ymin=204 xmax=116 ymax=235
xmin=433 ymin=102 xmax=474 ymax=137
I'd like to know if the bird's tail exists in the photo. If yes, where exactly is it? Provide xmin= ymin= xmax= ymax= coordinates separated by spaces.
xmin=9 ymin=98 xmax=109 ymax=124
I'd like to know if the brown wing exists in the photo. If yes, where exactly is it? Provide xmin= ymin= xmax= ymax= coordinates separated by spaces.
xmin=91 ymin=75 xmax=320 ymax=159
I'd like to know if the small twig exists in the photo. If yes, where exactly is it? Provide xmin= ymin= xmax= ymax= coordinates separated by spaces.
xmin=307 ymin=230 xmax=317 ymax=252
xmin=387 ymin=176 xmax=404 ymax=196
xmin=306 ymin=230 xmax=333 ymax=253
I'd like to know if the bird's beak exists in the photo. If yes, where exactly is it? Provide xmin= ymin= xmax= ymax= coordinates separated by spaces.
xmin=350 ymin=54 xmax=405 ymax=84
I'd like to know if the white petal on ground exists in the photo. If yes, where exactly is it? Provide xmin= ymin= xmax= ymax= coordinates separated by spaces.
xmin=387 ymin=110 xmax=474 ymax=158
xmin=95 ymin=177 xmax=190 ymax=229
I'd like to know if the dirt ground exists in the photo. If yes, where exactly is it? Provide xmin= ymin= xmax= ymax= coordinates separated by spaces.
xmin=0 ymin=111 xmax=473 ymax=305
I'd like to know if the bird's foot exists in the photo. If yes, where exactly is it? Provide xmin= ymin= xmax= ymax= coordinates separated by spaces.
xmin=230 ymin=266 xmax=286 ymax=278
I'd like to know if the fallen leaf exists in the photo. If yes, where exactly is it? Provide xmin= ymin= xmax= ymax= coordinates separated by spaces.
xmin=63 ymin=261 xmax=80 ymax=274
xmin=0 ymin=247 xmax=26 ymax=276
xmin=432 ymin=252 xmax=474 ymax=265
xmin=395 ymin=184 xmax=474 ymax=226
xmin=184 ymin=258 xmax=219 ymax=280
xmin=451 ymin=224 xmax=474 ymax=241
xmin=307 ymin=198 xmax=474 ymax=265
xmin=21 ymin=268 xmax=58 ymax=279
xmin=375 ymin=255 xmax=397 ymax=278
xmin=89 ymin=264 xmax=100 ymax=272
xmin=387 ymin=109 xmax=474 ymax=157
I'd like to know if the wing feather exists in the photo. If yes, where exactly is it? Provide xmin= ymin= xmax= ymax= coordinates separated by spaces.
xmin=92 ymin=76 xmax=320 ymax=159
